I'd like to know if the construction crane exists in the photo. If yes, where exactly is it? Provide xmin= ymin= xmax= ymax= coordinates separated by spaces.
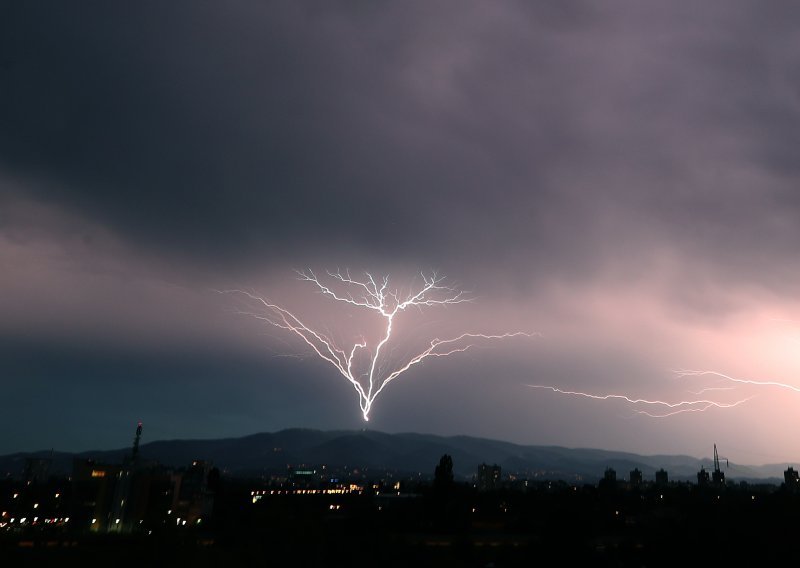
xmin=697 ymin=444 xmax=729 ymax=487
xmin=712 ymin=444 xmax=726 ymax=486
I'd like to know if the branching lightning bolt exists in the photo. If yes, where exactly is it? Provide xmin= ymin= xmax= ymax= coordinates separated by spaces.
xmin=221 ymin=270 xmax=534 ymax=421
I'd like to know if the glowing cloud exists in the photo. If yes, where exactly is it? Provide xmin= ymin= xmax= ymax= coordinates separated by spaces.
xmin=223 ymin=270 xmax=534 ymax=421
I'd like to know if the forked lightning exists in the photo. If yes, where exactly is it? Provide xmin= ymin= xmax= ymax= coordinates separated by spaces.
xmin=224 ymin=270 xmax=533 ymax=421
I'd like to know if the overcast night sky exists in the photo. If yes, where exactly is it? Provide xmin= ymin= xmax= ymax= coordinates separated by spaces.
xmin=2 ymin=1 xmax=800 ymax=465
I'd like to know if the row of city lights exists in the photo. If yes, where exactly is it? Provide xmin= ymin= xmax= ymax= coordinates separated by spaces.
xmin=1 ymin=517 xmax=70 ymax=527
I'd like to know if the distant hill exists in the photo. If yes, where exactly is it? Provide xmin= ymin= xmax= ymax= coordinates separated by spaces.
xmin=1 ymin=428 xmax=792 ymax=484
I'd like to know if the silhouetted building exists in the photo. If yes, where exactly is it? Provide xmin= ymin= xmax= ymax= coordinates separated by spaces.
xmin=477 ymin=463 xmax=501 ymax=491
xmin=72 ymin=457 xmax=209 ymax=533
xmin=697 ymin=467 xmax=710 ymax=487
xmin=128 ymin=469 xmax=179 ymax=529
xmin=71 ymin=459 xmax=122 ymax=532
xmin=23 ymin=457 xmax=52 ymax=484
xmin=655 ymin=468 xmax=669 ymax=486
xmin=172 ymin=460 xmax=215 ymax=524
xmin=599 ymin=467 xmax=617 ymax=491
xmin=629 ymin=468 xmax=642 ymax=488
xmin=434 ymin=455 xmax=454 ymax=494
xmin=785 ymin=467 xmax=799 ymax=492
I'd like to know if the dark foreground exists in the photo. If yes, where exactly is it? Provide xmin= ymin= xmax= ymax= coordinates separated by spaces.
xmin=3 ymin=480 xmax=800 ymax=567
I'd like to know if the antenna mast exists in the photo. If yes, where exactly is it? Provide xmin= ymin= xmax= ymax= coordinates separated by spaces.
xmin=132 ymin=421 xmax=143 ymax=463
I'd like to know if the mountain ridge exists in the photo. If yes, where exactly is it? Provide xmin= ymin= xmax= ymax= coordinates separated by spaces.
xmin=1 ymin=428 xmax=792 ymax=484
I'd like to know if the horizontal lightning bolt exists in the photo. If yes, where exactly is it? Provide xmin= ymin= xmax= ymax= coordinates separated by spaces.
xmin=526 ymin=319 xmax=798 ymax=420
xmin=674 ymin=369 xmax=800 ymax=394
xmin=687 ymin=386 xmax=737 ymax=395
xmin=527 ymin=385 xmax=751 ymax=418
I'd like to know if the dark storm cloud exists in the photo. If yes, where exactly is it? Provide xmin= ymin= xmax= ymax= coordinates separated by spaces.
xmin=3 ymin=0 xmax=798 ymax=290
xmin=1 ymin=1 xmax=444 ymax=264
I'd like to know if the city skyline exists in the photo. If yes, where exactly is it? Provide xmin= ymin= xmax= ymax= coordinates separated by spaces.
xmin=2 ymin=2 xmax=800 ymax=465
